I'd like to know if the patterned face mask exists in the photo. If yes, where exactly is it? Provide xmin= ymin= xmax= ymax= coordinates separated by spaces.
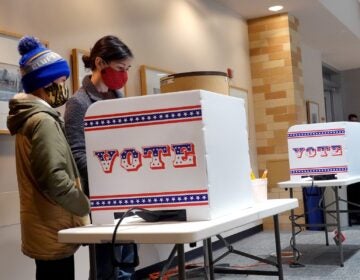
xmin=43 ymin=82 xmax=69 ymax=108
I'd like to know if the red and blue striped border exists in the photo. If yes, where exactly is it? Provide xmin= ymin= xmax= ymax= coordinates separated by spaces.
xmin=90 ymin=189 xmax=209 ymax=211
xmin=288 ymin=128 xmax=345 ymax=139
xmin=290 ymin=165 xmax=348 ymax=176
xmin=85 ymin=105 xmax=202 ymax=132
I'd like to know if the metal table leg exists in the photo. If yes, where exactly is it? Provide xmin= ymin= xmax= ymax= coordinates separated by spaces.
xmin=89 ymin=244 xmax=97 ymax=280
xmin=203 ymin=238 xmax=215 ymax=280
xmin=176 ymin=244 xmax=186 ymax=279
xmin=273 ymin=215 xmax=284 ymax=280
xmin=333 ymin=186 xmax=344 ymax=267
xmin=160 ymin=245 xmax=177 ymax=278
xmin=289 ymin=188 xmax=297 ymax=261
xmin=322 ymin=187 xmax=329 ymax=246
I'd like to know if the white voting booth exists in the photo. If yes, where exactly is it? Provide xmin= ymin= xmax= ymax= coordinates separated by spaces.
xmin=287 ymin=122 xmax=360 ymax=229
xmin=288 ymin=122 xmax=360 ymax=180
xmin=84 ymin=90 xmax=254 ymax=224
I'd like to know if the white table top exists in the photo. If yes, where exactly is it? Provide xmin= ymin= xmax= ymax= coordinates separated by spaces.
xmin=58 ymin=199 xmax=298 ymax=245
xmin=277 ymin=176 xmax=360 ymax=189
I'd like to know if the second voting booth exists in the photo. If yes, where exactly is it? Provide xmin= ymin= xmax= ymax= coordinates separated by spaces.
xmin=288 ymin=122 xmax=360 ymax=180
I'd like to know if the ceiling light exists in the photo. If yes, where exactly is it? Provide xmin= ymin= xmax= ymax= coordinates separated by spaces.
xmin=268 ymin=5 xmax=284 ymax=12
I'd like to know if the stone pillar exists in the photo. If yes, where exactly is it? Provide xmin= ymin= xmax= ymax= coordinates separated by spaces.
xmin=248 ymin=14 xmax=307 ymax=229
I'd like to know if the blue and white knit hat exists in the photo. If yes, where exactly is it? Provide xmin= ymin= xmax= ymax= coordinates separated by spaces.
xmin=18 ymin=36 xmax=70 ymax=93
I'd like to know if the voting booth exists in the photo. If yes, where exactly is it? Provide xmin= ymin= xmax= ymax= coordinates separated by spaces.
xmin=84 ymin=90 xmax=254 ymax=224
xmin=288 ymin=122 xmax=360 ymax=181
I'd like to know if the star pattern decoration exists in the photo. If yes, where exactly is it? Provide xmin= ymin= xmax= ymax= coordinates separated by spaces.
xmin=85 ymin=108 xmax=202 ymax=129
xmin=291 ymin=166 xmax=348 ymax=175
xmin=288 ymin=129 xmax=345 ymax=139
xmin=91 ymin=192 xmax=208 ymax=208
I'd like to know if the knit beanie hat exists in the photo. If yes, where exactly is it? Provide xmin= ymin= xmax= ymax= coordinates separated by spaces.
xmin=18 ymin=36 xmax=70 ymax=93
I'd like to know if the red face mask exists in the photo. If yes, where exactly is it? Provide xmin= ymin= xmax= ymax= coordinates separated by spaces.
xmin=101 ymin=67 xmax=128 ymax=90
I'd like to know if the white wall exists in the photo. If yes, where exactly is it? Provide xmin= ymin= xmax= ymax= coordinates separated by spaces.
xmin=301 ymin=42 xmax=326 ymax=122
xmin=320 ymin=0 xmax=360 ymax=38
xmin=0 ymin=0 xmax=253 ymax=96
xmin=340 ymin=68 xmax=360 ymax=119
xmin=0 ymin=0 xmax=257 ymax=279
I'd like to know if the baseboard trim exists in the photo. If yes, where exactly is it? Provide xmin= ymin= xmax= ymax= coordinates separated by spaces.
xmin=134 ymin=224 xmax=263 ymax=279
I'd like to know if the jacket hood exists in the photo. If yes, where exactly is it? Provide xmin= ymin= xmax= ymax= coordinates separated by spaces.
xmin=7 ymin=93 xmax=61 ymax=135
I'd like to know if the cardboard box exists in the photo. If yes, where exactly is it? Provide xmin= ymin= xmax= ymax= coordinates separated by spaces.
xmin=160 ymin=71 xmax=229 ymax=95
xmin=288 ymin=122 xmax=360 ymax=181
xmin=85 ymin=90 xmax=253 ymax=224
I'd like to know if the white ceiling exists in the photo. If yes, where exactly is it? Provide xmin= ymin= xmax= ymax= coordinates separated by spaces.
xmin=216 ymin=0 xmax=360 ymax=71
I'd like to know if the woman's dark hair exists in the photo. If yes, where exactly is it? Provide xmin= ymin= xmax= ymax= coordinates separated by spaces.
xmin=82 ymin=35 xmax=133 ymax=70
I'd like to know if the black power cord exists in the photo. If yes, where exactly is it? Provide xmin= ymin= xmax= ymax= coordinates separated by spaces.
xmin=288 ymin=175 xmax=333 ymax=268
xmin=107 ymin=208 xmax=187 ymax=279
xmin=288 ymin=213 xmax=305 ymax=268
xmin=288 ymin=176 xmax=319 ymax=268
xmin=111 ymin=207 xmax=153 ymax=267
xmin=104 ymin=207 xmax=151 ymax=280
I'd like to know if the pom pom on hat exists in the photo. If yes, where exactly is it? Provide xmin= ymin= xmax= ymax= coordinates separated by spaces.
xmin=18 ymin=35 xmax=70 ymax=93
xmin=18 ymin=36 xmax=43 ymax=55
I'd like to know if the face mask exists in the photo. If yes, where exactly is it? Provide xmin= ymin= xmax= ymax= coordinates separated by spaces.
xmin=43 ymin=82 xmax=69 ymax=108
xmin=101 ymin=67 xmax=128 ymax=90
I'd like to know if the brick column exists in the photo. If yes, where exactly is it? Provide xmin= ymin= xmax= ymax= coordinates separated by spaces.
xmin=248 ymin=14 xmax=307 ymax=229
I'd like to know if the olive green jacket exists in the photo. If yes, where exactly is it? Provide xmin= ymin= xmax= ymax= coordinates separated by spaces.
xmin=7 ymin=93 xmax=90 ymax=260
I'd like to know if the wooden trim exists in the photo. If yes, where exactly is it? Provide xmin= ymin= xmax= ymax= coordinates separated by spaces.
xmin=139 ymin=65 xmax=174 ymax=95
xmin=71 ymin=48 xmax=89 ymax=92
xmin=139 ymin=65 xmax=147 ymax=95
xmin=0 ymin=29 xmax=49 ymax=47
xmin=0 ymin=129 xmax=10 ymax=134
xmin=0 ymin=29 xmax=22 ymax=39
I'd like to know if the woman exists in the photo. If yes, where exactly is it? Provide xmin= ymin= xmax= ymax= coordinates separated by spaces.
xmin=64 ymin=35 xmax=135 ymax=280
